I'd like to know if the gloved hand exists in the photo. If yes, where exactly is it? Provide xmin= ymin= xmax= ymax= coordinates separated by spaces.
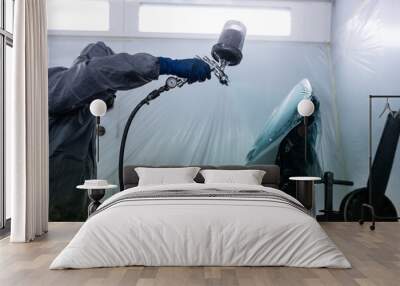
xmin=158 ymin=57 xmax=211 ymax=84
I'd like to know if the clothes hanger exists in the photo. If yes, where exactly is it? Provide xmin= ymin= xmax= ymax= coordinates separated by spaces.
xmin=379 ymin=98 xmax=394 ymax=118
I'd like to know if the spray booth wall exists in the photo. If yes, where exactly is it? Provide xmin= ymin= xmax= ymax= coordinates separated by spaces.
xmin=331 ymin=0 xmax=400 ymax=213
xmin=48 ymin=36 xmax=342 ymax=208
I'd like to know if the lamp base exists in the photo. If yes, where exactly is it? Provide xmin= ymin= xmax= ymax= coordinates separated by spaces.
xmin=97 ymin=125 xmax=106 ymax=136
xmin=87 ymin=189 xmax=105 ymax=216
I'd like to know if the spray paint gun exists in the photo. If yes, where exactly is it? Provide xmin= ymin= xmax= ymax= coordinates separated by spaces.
xmin=159 ymin=20 xmax=246 ymax=92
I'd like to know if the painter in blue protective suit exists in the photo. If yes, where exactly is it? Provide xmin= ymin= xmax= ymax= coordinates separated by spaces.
xmin=49 ymin=41 xmax=211 ymax=221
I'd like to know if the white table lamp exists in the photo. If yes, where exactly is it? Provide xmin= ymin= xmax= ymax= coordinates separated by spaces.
xmin=90 ymin=99 xmax=107 ymax=117
xmin=297 ymin=99 xmax=315 ymax=164
xmin=297 ymin=99 xmax=315 ymax=117
xmin=90 ymin=99 xmax=107 ymax=162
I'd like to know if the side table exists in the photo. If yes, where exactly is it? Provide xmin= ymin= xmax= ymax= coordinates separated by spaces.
xmin=289 ymin=176 xmax=321 ymax=216
xmin=77 ymin=180 xmax=117 ymax=217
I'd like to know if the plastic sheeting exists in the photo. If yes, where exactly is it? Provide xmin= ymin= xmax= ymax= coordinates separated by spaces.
xmin=48 ymin=36 xmax=343 ymax=208
xmin=332 ymin=0 xmax=400 ymax=212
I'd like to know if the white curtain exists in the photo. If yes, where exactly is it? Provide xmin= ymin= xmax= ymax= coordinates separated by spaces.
xmin=8 ymin=0 xmax=49 ymax=242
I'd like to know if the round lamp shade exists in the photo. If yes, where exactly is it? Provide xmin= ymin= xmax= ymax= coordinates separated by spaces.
xmin=90 ymin=99 xmax=107 ymax=117
xmin=297 ymin=99 xmax=315 ymax=117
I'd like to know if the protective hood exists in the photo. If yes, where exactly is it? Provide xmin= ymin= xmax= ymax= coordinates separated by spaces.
xmin=73 ymin=41 xmax=116 ymax=108
xmin=73 ymin=41 xmax=115 ymax=66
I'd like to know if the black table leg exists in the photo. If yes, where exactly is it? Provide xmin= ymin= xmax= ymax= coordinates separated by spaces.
xmin=87 ymin=189 xmax=105 ymax=216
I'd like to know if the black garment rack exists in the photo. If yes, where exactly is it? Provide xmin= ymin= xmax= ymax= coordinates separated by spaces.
xmin=360 ymin=95 xmax=400 ymax=230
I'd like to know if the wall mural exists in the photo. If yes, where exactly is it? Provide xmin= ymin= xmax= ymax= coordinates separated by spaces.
xmin=48 ymin=36 xmax=342 ymax=221
xmin=46 ymin=0 xmax=400 ymax=224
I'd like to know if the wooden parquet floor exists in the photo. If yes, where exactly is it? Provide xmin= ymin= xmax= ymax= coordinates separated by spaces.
xmin=0 ymin=222 xmax=399 ymax=286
